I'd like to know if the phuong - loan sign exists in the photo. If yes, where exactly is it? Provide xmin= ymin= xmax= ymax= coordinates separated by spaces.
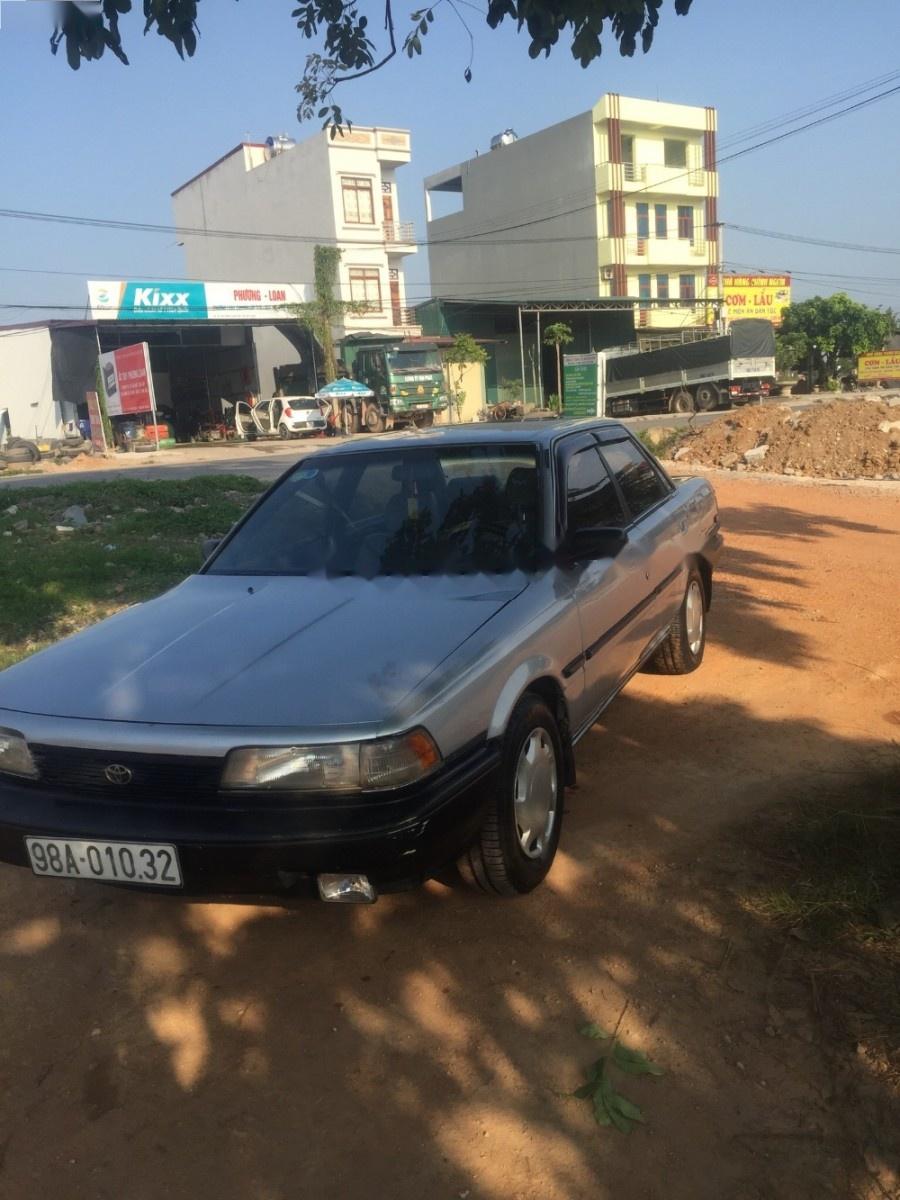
xmin=722 ymin=275 xmax=791 ymax=326
xmin=88 ymin=280 xmax=311 ymax=322
xmin=858 ymin=350 xmax=900 ymax=382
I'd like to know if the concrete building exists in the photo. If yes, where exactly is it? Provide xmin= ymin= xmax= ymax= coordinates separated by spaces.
xmin=172 ymin=127 xmax=421 ymax=377
xmin=425 ymin=94 xmax=720 ymax=331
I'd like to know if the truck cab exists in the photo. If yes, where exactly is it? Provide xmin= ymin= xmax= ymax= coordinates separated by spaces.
xmin=349 ymin=338 xmax=448 ymax=429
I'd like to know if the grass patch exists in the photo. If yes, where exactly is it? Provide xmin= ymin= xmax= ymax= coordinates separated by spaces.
xmin=744 ymin=754 xmax=900 ymax=1082
xmin=0 ymin=476 xmax=265 ymax=670
xmin=636 ymin=428 xmax=682 ymax=459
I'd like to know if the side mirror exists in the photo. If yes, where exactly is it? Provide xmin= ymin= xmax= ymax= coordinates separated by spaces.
xmin=201 ymin=537 xmax=221 ymax=561
xmin=562 ymin=526 xmax=628 ymax=562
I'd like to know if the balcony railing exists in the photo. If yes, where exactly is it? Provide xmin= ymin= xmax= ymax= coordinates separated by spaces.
xmin=623 ymin=162 xmax=646 ymax=183
xmin=625 ymin=235 xmax=706 ymax=256
xmin=384 ymin=221 xmax=415 ymax=244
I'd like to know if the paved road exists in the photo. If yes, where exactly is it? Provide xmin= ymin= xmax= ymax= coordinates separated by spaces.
xmin=1 ymin=400 xmax=811 ymax=490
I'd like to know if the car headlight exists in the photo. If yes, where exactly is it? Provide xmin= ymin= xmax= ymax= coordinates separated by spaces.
xmin=221 ymin=729 xmax=441 ymax=792
xmin=0 ymin=729 xmax=38 ymax=779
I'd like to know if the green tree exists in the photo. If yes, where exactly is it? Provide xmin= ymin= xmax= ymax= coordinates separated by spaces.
xmin=543 ymin=322 xmax=575 ymax=410
xmin=774 ymin=331 xmax=808 ymax=378
xmin=50 ymin=1 xmax=693 ymax=130
xmin=286 ymin=245 xmax=358 ymax=383
xmin=443 ymin=333 xmax=487 ymax=422
xmin=779 ymin=293 xmax=893 ymax=386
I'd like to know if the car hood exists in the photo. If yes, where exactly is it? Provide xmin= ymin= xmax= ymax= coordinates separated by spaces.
xmin=0 ymin=573 xmax=527 ymax=730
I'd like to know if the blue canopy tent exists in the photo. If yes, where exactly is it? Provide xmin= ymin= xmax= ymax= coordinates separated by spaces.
xmin=316 ymin=377 xmax=378 ymax=435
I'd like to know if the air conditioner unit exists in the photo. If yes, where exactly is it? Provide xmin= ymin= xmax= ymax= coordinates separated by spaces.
xmin=601 ymin=267 xmax=615 ymax=281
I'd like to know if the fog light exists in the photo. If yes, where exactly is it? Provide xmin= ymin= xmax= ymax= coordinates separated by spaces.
xmin=317 ymin=873 xmax=377 ymax=904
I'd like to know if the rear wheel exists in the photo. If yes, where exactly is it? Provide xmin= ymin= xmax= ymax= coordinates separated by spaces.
xmin=461 ymin=695 xmax=563 ymax=896
xmin=694 ymin=382 xmax=719 ymax=411
xmin=278 ymin=423 xmax=291 ymax=440
xmin=363 ymin=405 xmax=385 ymax=433
xmin=645 ymin=568 xmax=706 ymax=674
xmin=669 ymin=389 xmax=695 ymax=414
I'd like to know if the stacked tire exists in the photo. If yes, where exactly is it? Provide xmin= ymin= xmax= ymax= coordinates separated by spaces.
xmin=0 ymin=438 xmax=41 ymax=469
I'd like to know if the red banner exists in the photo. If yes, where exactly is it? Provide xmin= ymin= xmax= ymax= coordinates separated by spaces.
xmin=100 ymin=342 xmax=155 ymax=417
xmin=85 ymin=391 xmax=108 ymax=455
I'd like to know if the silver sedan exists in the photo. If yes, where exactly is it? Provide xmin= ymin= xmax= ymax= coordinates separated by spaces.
xmin=0 ymin=420 xmax=721 ymax=903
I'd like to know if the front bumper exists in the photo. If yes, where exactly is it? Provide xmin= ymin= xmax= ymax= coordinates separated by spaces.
xmin=0 ymin=742 xmax=500 ymax=898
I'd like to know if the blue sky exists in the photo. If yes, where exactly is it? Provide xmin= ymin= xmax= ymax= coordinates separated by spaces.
xmin=1 ymin=0 xmax=898 ymax=319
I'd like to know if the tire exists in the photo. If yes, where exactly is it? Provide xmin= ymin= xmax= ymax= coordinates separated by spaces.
xmin=2 ymin=443 xmax=40 ymax=464
xmin=278 ymin=423 xmax=291 ymax=440
xmin=416 ymin=409 xmax=435 ymax=428
xmin=669 ymin=389 xmax=695 ymax=414
xmin=694 ymin=382 xmax=719 ymax=412
xmin=645 ymin=567 xmax=707 ymax=675
xmin=461 ymin=695 xmax=564 ymax=896
xmin=364 ymin=406 xmax=385 ymax=433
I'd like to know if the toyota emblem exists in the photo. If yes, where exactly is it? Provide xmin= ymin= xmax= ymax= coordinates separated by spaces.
xmin=104 ymin=763 xmax=133 ymax=786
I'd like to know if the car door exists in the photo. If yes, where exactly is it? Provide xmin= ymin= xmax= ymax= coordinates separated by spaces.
xmin=595 ymin=433 xmax=686 ymax=663
xmin=554 ymin=433 xmax=642 ymax=733
xmin=253 ymin=399 xmax=273 ymax=435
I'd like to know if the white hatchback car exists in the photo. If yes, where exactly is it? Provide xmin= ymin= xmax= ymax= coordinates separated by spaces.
xmin=245 ymin=397 xmax=326 ymax=439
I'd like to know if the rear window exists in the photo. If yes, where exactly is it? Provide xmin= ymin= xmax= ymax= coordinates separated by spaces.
xmin=600 ymin=439 xmax=670 ymax=519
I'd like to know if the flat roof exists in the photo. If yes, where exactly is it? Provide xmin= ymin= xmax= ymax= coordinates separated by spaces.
xmin=171 ymin=142 xmax=267 ymax=197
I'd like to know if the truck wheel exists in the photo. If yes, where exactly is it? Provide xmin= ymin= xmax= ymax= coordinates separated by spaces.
xmin=644 ymin=568 xmax=706 ymax=675
xmin=460 ymin=695 xmax=563 ymax=896
xmin=415 ymin=410 xmax=435 ymax=428
xmin=669 ymin=390 xmax=695 ymax=414
xmin=364 ymin=407 xmax=385 ymax=433
xmin=694 ymin=382 xmax=719 ymax=411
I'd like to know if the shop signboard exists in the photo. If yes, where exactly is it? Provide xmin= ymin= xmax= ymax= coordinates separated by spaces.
xmin=99 ymin=342 xmax=160 ymax=449
xmin=563 ymin=353 xmax=601 ymax=418
xmin=857 ymin=350 xmax=900 ymax=383
xmin=88 ymin=280 xmax=312 ymax=322
xmin=721 ymin=275 xmax=791 ymax=326
xmin=85 ymin=391 xmax=108 ymax=455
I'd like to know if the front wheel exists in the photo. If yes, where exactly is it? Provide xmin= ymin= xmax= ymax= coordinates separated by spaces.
xmin=461 ymin=695 xmax=563 ymax=896
xmin=644 ymin=567 xmax=706 ymax=675
xmin=669 ymin=389 xmax=695 ymax=414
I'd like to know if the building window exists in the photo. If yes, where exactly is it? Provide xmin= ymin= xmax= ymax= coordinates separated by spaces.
xmin=654 ymin=204 xmax=667 ymax=239
xmin=635 ymin=202 xmax=650 ymax=240
xmin=349 ymin=267 xmax=382 ymax=312
xmin=664 ymin=139 xmax=687 ymax=168
xmin=679 ymin=274 xmax=696 ymax=302
xmin=621 ymin=134 xmax=634 ymax=165
xmin=657 ymin=274 xmax=670 ymax=307
xmin=677 ymin=205 xmax=695 ymax=240
xmin=638 ymin=273 xmax=651 ymax=310
xmin=341 ymin=176 xmax=375 ymax=225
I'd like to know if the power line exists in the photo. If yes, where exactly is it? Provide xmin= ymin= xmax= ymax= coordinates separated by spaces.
xmin=727 ymin=223 xmax=900 ymax=256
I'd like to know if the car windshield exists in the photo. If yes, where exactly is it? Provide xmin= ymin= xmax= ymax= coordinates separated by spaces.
xmin=208 ymin=445 xmax=540 ymax=577
xmin=284 ymin=399 xmax=317 ymax=410
xmin=386 ymin=350 xmax=439 ymax=372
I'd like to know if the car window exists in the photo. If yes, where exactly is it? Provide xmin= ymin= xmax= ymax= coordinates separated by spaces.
xmin=600 ymin=439 xmax=670 ymax=519
xmin=208 ymin=445 xmax=540 ymax=577
xmin=566 ymin=446 xmax=626 ymax=530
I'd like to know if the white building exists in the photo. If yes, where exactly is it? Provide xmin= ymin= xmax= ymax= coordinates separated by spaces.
xmin=172 ymin=128 xmax=420 ymax=346
xmin=425 ymin=94 xmax=720 ymax=331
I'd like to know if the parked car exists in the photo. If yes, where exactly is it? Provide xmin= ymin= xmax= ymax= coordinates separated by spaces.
xmin=236 ymin=396 xmax=326 ymax=440
xmin=0 ymin=420 xmax=722 ymax=903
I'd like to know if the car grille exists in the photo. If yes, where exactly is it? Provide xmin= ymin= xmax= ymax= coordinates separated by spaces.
xmin=28 ymin=744 xmax=224 ymax=806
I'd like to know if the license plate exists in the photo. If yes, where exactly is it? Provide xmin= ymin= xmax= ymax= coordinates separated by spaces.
xmin=25 ymin=837 xmax=182 ymax=887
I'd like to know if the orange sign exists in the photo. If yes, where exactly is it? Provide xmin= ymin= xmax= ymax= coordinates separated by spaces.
xmin=722 ymin=275 xmax=791 ymax=325
xmin=858 ymin=350 xmax=900 ymax=382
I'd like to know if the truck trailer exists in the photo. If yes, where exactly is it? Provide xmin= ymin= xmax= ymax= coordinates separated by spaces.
xmin=565 ymin=319 xmax=777 ymax=418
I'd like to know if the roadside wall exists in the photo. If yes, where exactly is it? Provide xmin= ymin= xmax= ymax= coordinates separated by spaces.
xmin=0 ymin=327 xmax=61 ymax=440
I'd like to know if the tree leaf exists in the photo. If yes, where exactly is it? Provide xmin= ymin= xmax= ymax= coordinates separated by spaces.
xmin=592 ymin=1092 xmax=613 ymax=1126
xmin=608 ymin=1105 xmax=633 ymax=1134
xmin=613 ymin=1042 xmax=664 ymax=1076
xmin=609 ymin=1093 xmax=645 ymax=1123
xmin=579 ymin=1022 xmax=610 ymax=1040
xmin=572 ymin=1082 xmax=595 ymax=1100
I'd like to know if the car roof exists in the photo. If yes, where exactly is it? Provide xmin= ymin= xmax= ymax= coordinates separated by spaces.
xmin=306 ymin=418 xmax=627 ymax=456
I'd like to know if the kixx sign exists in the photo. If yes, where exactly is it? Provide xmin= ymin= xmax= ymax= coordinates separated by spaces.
xmin=88 ymin=280 xmax=312 ymax=322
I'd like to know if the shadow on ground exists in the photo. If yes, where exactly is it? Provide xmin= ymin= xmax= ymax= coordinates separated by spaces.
xmin=0 ymin=696 xmax=896 ymax=1200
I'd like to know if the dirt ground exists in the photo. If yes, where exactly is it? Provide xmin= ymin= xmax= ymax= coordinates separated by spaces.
xmin=0 ymin=476 xmax=898 ymax=1200
xmin=674 ymin=398 xmax=900 ymax=480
